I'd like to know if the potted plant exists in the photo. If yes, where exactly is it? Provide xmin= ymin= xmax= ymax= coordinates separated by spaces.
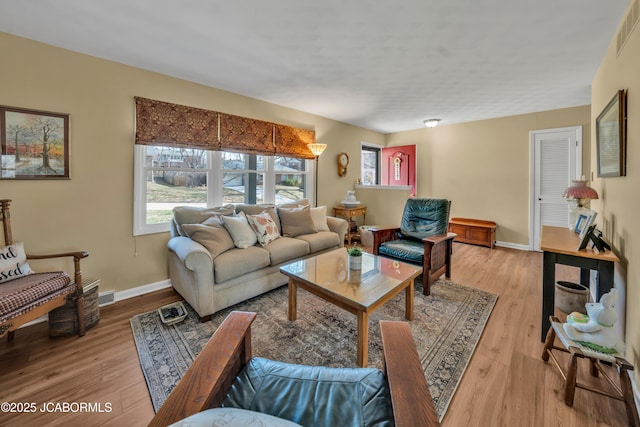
xmin=347 ymin=244 xmax=363 ymax=270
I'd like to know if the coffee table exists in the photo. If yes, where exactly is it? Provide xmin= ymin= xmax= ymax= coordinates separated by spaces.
xmin=279 ymin=248 xmax=422 ymax=367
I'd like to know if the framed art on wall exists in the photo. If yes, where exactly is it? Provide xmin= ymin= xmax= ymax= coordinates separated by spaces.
xmin=596 ymin=89 xmax=627 ymax=177
xmin=0 ymin=106 xmax=70 ymax=179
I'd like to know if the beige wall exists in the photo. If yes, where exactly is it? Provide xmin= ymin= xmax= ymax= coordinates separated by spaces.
xmin=385 ymin=106 xmax=592 ymax=245
xmin=0 ymin=32 xmax=384 ymax=293
xmin=591 ymin=3 xmax=640 ymax=387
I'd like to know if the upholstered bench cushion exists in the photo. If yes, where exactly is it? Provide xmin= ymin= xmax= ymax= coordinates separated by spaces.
xmin=378 ymin=239 xmax=424 ymax=265
xmin=222 ymin=357 xmax=394 ymax=427
xmin=0 ymin=272 xmax=72 ymax=322
xmin=169 ymin=407 xmax=303 ymax=427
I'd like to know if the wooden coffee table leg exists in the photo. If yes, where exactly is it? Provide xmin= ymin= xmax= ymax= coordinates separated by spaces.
xmin=405 ymin=279 xmax=414 ymax=321
xmin=288 ymin=279 xmax=297 ymax=321
xmin=357 ymin=311 xmax=368 ymax=367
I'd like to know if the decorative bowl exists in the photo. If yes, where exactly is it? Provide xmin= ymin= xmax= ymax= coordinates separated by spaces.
xmin=341 ymin=200 xmax=361 ymax=208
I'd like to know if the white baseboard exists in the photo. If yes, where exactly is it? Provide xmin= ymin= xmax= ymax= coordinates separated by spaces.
xmin=113 ymin=279 xmax=172 ymax=302
xmin=495 ymin=241 xmax=530 ymax=251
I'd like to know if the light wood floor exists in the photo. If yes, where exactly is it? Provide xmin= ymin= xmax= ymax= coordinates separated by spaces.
xmin=0 ymin=243 xmax=632 ymax=426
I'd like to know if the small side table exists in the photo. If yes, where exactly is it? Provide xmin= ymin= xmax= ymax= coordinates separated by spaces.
xmin=333 ymin=205 xmax=367 ymax=245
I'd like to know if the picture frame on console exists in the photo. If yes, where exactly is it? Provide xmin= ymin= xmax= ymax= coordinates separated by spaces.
xmin=596 ymin=89 xmax=627 ymax=178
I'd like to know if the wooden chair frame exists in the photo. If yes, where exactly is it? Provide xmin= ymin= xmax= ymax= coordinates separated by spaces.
xmin=542 ymin=315 xmax=640 ymax=427
xmin=0 ymin=199 xmax=89 ymax=340
xmin=149 ymin=311 xmax=440 ymax=427
xmin=371 ymin=226 xmax=456 ymax=295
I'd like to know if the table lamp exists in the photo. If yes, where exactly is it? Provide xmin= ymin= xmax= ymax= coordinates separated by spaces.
xmin=563 ymin=178 xmax=598 ymax=229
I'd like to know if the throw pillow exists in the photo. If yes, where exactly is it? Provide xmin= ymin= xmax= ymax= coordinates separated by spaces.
xmin=221 ymin=212 xmax=258 ymax=249
xmin=182 ymin=217 xmax=235 ymax=258
xmin=0 ymin=242 xmax=34 ymax=284
xmin=303 ymin=205 xmax=330 ymax=232
xmin=246 ymin=211 xmax=281 ymax=247
xmin=278 ymin=205 xmax=318 ymax=237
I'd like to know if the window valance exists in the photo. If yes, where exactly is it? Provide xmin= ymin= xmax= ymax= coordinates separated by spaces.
xmin=135 ymin=97 xmax=315 ymax=159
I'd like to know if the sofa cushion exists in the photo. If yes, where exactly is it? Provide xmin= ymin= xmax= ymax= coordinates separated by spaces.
xmin=169 ymin=407 xmax=303 ymax=427
xmin=213 ymin=247 xmax=271 ymax=283
xmin=222 ymin=212 xmax=258 ymax=249
xmin=295 ymin=231 xmax=340 ymax=253
xmin=223 ymin=357 xmax=394 ymax=427
xmin=278 ymin=205 xmax=317 ymax=237
xmin=0 ymin=242 xmax=34 ymax=284
xmin=172 ymin=205 xmax=235 ymax=236
xmin=263 ymin=237 xmax=309 ymax=265
xmin=182 ymin=217 xmax=235 ymax=258
xmin=277 ymin=198 xmax=310 ymax=209
xmin=246 ymin=211 xmax=281 ymax=247
xmin=307 ymin=205 xmax=330 ymax=232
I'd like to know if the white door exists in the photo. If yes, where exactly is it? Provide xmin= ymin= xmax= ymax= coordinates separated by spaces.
xmin=530 ymin=127 xmax=582 ymax=251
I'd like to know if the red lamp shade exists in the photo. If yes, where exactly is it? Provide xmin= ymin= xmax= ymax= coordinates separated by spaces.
xmin=563 ymin=180 xmax=599 ymax=207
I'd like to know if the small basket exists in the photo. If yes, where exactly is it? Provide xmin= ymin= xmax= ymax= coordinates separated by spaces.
xmin=158 ymin=301 xmax=188 ymax=325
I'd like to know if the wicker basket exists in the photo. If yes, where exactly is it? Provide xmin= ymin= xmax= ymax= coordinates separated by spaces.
xmin=49 ymin=278 xmax=100 ymax=336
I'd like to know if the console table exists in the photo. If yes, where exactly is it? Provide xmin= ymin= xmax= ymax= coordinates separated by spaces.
xmin=333 ymin=205 xmax=367 ymax=245
xmin=539 ymin=225 xmax=619 ymax=341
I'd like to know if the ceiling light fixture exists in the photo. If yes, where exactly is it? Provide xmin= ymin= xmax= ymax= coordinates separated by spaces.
xmin=423 ymin=119 xmax=440 ymax=128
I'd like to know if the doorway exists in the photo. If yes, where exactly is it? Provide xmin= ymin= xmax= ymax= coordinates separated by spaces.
xmin=530 ymin=126 xmax=582 ymax=251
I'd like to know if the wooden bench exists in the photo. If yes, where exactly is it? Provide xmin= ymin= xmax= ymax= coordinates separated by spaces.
xmin=448 ymin=217 xmax=497 ymax=249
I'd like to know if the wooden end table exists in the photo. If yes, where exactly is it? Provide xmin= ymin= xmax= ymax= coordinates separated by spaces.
xmin=280 ymin=249 xmax=422 ymax=367
xmin=333 ymin=205 xmax=367 ymax=245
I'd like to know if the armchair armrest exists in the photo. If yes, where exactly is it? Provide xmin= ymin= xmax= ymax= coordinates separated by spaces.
xmin=380 ymin=321 xmax=440 ymax=427
xmin=369 ymin=226 xmax=401 ymax=255
xmin=422 ymin=232 xmax=457 ymax=245
xmin=149 ymin=311 xmax=257 ymax=427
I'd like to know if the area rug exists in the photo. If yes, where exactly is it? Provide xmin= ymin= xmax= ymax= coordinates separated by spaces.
xmin=131 ymin=279 xmax=497 ymax=421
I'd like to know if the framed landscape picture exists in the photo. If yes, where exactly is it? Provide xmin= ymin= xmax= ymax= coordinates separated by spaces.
xmin=596 ymin=89 xmax=627 ymax=177
xmin=0 ymin=106 xmax=70 ymax=179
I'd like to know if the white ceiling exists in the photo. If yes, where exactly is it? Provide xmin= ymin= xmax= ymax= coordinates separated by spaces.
xmin=0 ymin=0 xmax=629 ymax=133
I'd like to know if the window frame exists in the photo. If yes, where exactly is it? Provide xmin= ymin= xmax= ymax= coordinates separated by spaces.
xmin=360 ymin=142 xmax=382 ymax=185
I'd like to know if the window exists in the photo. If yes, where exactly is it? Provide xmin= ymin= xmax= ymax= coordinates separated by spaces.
xmin=361 ymin=143 xmax=381 ymax=185
xmin=134 ymin=146 xmax=312 ymax=235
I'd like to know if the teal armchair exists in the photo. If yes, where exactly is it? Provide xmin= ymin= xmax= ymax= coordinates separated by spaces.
xmin=371 ymin=199 xmax=455 ymax=295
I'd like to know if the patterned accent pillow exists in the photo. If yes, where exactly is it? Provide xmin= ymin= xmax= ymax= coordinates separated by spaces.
xmin=0 ymin=242 xmax=34 ymax=284
xmin=247 ymin=211 xmax=281 ymax=247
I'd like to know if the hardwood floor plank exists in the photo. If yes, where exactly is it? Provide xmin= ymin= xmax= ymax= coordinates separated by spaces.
xmin=0 ymin=244 xmax=633 ymax=426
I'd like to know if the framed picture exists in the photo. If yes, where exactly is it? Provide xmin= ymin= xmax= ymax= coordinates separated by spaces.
xmin=0 ymin=106 xmax=70 ymax=179
xmin=596 ymin=89 xmax=627 ymax=177
xmin=577 ymin=224 xmax=597 ymax=251
xmin=578 ymin=210 xmax=597 ymax=239
xmin=574 ymin=214 xmax=588 ymax=235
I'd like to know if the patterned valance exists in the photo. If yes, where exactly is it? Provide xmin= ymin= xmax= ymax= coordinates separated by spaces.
xmin=219 ymin=113 xmax=274 ymax=155
xmin=274 ymin=125 xmax=315 ymax=160
xmin=135 ymin=97 xmax=219 ymax=149
xmin=135 ymin=97 xmax=316 ymax=159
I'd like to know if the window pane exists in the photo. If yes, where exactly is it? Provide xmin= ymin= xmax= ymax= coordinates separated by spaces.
xmin=145 ymin=170 xmax=207 ymax=224
xmin=222 ymin=172 xmax=264 ymax=204
xmin=146 ymin=146 xmax=207 ymax=169
xmin=275 ymin=156 xmax=305 ymax=172
xmin=361 ymin=149 xmax=379 ymax=185
xmin=275 ymin=173 xmax=306 ymax=204
xmin=222 ymin=152 xmax=265 ymax=171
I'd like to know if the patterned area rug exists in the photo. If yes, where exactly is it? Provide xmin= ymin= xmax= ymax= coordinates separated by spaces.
xmin=131 ymin=279 xmax=497 ymax=421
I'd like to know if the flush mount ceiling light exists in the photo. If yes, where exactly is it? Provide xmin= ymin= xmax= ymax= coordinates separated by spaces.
xmin=423 ymin=119 xmax=440 ymax=128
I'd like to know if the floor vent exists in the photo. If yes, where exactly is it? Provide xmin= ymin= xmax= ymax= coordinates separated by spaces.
xmin=98 ymin=290 xmax=115 ymax=306
xmin=617 ymin=0 xmax=640 ymax=56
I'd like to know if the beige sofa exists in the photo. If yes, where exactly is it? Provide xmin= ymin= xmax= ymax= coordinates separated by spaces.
xmin=168 ymin=200 xmax=348 ymax=320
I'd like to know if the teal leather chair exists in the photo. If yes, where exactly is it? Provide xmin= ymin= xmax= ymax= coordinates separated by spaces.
xmin=371 ymin=199 xmax=455 ymax=295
